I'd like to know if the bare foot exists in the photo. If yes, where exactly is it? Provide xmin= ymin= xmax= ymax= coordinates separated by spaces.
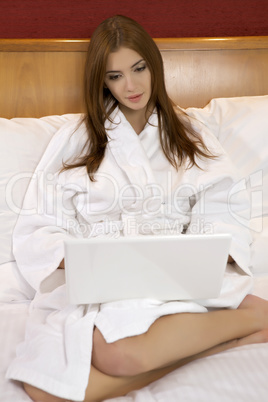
xmin=235 ymin=328 xmax=268 ymax=347
xmin=195 ymin=328 xmax=268 ymax=362
xmin=238 ymin=294 xmax=268 ymax=329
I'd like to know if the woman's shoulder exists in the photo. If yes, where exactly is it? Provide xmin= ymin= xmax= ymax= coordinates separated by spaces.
xmin=32 ymin=115 xmax=88 ymax=178
xmin=53 ymin=114 xmax=88 ymax=144
xmin=47 ymin=114 xmax=88 ymax=158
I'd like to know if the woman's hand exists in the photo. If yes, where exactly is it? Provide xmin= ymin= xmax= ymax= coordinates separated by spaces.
xmin=58 ymin=259 xmax=65 ymax=269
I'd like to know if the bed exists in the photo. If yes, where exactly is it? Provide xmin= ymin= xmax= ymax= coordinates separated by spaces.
xmin=1 ymin=36 xmax=268 ymax=401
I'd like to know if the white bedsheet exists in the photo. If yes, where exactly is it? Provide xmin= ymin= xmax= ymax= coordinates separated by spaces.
xmin=1 ymin=273 xmax=268 ymax=402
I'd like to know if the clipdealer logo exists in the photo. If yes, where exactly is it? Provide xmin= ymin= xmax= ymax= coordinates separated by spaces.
xmin=228 ymin=170 xmax=263 ymax=232
xmin=5 ymin=169 xmax=264 ymax=233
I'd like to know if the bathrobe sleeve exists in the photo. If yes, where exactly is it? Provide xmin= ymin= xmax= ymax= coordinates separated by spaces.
xmin=12 ymin=116 xmax=89 ymax=291
xmin=185 ymin=123 xmax=252 ymax=275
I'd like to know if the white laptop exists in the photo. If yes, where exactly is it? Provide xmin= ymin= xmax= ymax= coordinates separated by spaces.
xmin=64 ymin=234 xmax=231 ymax=304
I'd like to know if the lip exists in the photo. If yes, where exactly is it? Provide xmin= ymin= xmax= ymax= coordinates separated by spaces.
xmin=127 ymin=93 xmax=143 ymax=103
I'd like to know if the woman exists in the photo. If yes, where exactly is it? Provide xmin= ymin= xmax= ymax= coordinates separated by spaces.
xmin=7 ymin=15 xmax=268 ymax=402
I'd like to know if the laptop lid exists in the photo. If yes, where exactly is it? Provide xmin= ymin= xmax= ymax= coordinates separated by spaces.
xmin=64 ymin=234 xmax=231 ymax=304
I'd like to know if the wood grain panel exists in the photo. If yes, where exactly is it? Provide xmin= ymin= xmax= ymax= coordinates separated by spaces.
xmin=0 ymin=37 xmax=268 ymax=118
xmin=162 ymin=49 xmax=268 ymax=107
xmin=0 ymin=51 xmax=86 ymax=118
xmin=1 ymin=37 xmax=268 ymax=51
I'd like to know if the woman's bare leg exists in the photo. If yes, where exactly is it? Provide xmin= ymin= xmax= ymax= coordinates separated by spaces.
xmin=23 ymin=294 xmax=268 ymax=402
xmin=85 ymin=329 xmax=268 ymax=402
xmin=23 ymin=327 xmax=268 ymax=402
xmin=92 ymin=294 xmax=268 ymax=376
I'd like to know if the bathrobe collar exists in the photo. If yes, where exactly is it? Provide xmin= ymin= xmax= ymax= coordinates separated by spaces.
xmin=105 ymin=107 xmax=161 ymax=207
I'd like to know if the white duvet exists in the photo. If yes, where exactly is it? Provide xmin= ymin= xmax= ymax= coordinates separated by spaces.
xmin=6 ymin=108 xmax=255 ymax=401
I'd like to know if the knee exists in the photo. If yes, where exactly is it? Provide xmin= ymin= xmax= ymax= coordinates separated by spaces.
xmin=23 ymin=382 xmax=67 ymax=402
xmin=92 ymin=328 xmax=148 ymax=377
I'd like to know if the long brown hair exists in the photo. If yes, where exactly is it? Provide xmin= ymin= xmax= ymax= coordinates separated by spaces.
xmin=64 ymin=15 xmax=214 ymax=181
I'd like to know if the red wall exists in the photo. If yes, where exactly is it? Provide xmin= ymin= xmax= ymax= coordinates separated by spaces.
xmin=0 ymin=0 xmax=268 ymax=38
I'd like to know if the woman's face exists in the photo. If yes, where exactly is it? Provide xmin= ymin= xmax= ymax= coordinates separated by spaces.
xmin=104 ymin=47 xmax=152 ymax=117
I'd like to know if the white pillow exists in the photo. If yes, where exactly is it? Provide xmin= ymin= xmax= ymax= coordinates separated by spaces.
xmin=0 ymin=114 xmax=81 ymax=265
xmin=186 ymin=96 xmax=268 ymax=273
xmin=186 ymin=96 xmax=268 ymax=219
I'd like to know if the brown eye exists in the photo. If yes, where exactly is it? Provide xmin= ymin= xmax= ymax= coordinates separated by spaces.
xmin=108 ymin=74 xmax=121 ymax=81
xmin=134 ymin=64 xmax=146 ymax=73
xmin=136 ymin=66 xmax=146 ymax=72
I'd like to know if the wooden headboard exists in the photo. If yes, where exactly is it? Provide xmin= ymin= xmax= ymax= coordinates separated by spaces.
xmin=0 ymin=37 xmax=268 ymax=118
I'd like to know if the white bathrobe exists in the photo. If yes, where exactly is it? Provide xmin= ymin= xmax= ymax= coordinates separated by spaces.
xmin=6 ymin=107 xmax=253 ymax=401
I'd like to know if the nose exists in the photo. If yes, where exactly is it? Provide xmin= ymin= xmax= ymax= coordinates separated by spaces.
xmin=125 ymin=75 xmax=136 ymax=92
